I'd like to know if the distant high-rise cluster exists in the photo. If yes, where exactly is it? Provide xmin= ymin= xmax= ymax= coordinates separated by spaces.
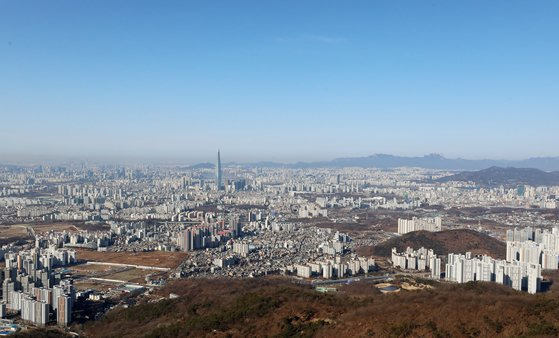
xmin=445 ymin=252 xmax=542 ymax=294
xmin=298 ymin=203 xmax=328 ymax=218
xmin=177 ymin=217 xmax=242 ymax=252
xmin=391 ymin=247 xmax=442 ymax=279
xmin=506 ymin=226 xmax=559 ymax=270
xmin=232 ymin=242 xmax=250 ymax=257
xmin=288 ymin=257 xmax=375 ymax=279
xmin=397 ymin=216 xmax=442 ymax=235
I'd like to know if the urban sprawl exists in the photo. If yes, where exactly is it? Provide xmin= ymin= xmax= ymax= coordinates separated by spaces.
xmin=0 ymin=151 xmax=558 ymax=332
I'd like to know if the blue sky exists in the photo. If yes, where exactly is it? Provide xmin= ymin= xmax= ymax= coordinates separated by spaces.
xmin=1 ymin=1 xmax=558 ymax=163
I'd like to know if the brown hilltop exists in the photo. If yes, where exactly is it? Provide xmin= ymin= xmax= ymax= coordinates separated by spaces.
xmin=79 ymin=277 xmax=559 ymax=338
xmin=363 ymin=229 xmax=506 ymax=259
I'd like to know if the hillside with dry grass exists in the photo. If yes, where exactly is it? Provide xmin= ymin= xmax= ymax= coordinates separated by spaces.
xmin=79 ymin=276 xmax=559 ymax=338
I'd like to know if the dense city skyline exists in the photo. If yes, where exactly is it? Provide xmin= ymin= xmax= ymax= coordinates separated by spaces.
xmin=3 ymin=2 xmax=559 ymax=336
xmin=2 ymin=1 xmax=559 ymax=161
xmin=5 ymin=151 xmax=559 ymax=169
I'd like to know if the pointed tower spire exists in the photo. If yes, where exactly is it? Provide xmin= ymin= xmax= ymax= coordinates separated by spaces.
xmin=216 ymin=149 xmax=222 ymax=191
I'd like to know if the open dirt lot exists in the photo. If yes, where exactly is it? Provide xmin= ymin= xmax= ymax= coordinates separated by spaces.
xmin=69 ymin=264 xmax=115 ymax=273
xmin=0 ymin=224 xmax=32 ymax=245
xmin=0 ymin=224 xmax=29 ymax=237
xmin=75 ymin=249 xmax=187 ymax=269
xmin=74 ymin=280 xmax=113 ymax=292
xmin=103 ymin=268 xmax=162 ymax=283
xmin=32 ymin=222 xmax=79 ymax=234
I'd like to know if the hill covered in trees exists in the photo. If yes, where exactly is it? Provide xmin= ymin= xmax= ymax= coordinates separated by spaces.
xmin=437 ymin=166 xmax=559 ymax=187
xmin=368 ymin=229 xmax=506 ymax=259
xmin=77 ymin=277 xmax=559 ymax=337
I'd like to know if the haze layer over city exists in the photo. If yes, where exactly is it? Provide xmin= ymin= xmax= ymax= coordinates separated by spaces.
xmin=1 ymin=1 xmax=559 ymax=337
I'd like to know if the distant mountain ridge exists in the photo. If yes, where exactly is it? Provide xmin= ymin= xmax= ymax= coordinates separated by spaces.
xmin=187 ymin=162 xmax=215 ymax=169
xmin=437 ymin=166 xmax=559 ymax=187
xmin=213 ymin=154 xmax=559 ymax=171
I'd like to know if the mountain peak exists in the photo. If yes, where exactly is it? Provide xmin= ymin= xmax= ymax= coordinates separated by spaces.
xmin=438 ymin=166 xmax=559 ymax=187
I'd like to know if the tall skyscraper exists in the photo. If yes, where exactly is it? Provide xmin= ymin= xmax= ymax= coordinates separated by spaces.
xmin=216 ymin=149 xmax=223 ymax=191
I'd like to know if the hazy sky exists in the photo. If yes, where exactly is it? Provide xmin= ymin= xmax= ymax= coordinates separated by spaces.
xmin=1 ymin=1 xmax=558 ymax=163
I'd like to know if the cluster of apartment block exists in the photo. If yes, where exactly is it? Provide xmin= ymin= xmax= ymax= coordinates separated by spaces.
xmin=298 ymin=203 xmax=328 ymax=218
xmin=506 ymin=226 xmax=559 ymax=270
xmin=232 ymin=242 xmax=250 ymax=257
xmin=287 ymin=256 xmax=375 ymax=279
xmin=1 ymin=248 xmax=76 ymax=326
xmin=391 ymin=247 xmax=442 ymax=279
xmin=318 ymin=231 xmax=350 ymax=256
xmin=36 ymin=230 xmax=112 ymax=251
xmin=397 ymin=217 xmax=442 ymax=235
xmin=177 ymin=219 xmax=242 ymax=252
xmin=391 ymin=245 xmax=543 ymax=294
xmin=445 ymin=252 xmax=542 ymax=294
